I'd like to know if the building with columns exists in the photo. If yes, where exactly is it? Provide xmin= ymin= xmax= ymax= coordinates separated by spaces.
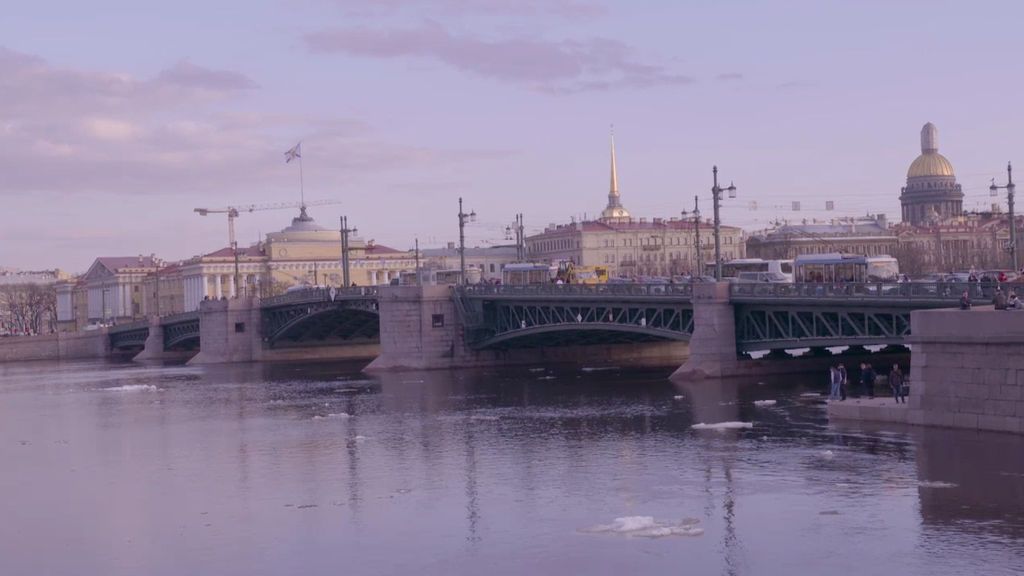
xmin=900 ymin=122 xmax=964 ymax=225
xmin=526 ymin=131 xmax=744 ymax=277
xmin=65 ymin=256 xmax=160 ymax=326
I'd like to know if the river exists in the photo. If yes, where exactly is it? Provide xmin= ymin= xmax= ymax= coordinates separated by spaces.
xmin=1 ymin=359 xmax=1022 ymax=575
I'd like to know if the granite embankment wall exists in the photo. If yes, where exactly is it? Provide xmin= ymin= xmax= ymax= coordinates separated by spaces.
xmin=0 ymin=330 xmax=110 ymax=363
xmin=905 ymin=308 xmax=1024 ymax=434
xmin=830 ymin=308 xmax=1024 ymax=434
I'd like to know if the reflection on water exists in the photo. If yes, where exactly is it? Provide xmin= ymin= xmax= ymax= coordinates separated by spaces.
xmin=1 ymin=360 xmax=1023 ymax=575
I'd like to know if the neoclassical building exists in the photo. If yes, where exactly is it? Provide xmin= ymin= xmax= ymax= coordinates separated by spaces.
xmin=526 ymin=133 xmax=744 ymax=277
xmin=58 ymin=208 xmax=419 ymax=328
xmin=900 ymin=122 xmax=964 ymax=225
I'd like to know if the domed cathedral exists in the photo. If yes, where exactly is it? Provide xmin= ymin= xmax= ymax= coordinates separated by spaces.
xmin=599 ymin=129 xmax=631 ymax=222
xmin=900 ymin=122 xmax=963 ymax=225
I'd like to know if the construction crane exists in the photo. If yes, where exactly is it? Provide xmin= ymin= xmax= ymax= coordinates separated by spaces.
xmin=193 ymin=199 xmax=342 ymax=296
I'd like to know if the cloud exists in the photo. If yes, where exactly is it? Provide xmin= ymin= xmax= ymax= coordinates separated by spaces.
xmin=0 ymin=46 xmax=510 ymax=198
xmin=156 ymin=61 xmax=259 ymax=91
xmin=304 ymin=22 xmax=692 ymax=93
xmin=327 ymin=0 xmax=604 ymax=19
xmin=716 ymin=72 xmax=743 ymax=82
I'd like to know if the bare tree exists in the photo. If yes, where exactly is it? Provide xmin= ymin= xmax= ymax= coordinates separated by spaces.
xmin=0 ymin=283 xmax=57 ymax=335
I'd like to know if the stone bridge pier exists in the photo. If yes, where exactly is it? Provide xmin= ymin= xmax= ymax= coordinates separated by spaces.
xmin=671 ymin=282 xmax=737 ymax=380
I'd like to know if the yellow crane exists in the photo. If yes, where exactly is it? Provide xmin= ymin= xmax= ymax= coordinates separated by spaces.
xmin=193 ymin=200 xmax=342 ymax=295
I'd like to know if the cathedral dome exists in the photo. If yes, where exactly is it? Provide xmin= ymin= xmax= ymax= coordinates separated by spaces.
xmin=906 ymin=122 xmax=954 ymax=178
xmin=907 ymin=152 xmax=955 ymax=178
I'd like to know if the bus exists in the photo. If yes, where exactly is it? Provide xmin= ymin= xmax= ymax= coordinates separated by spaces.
xmin=793 ymin=253 xmax=900 ymax=283
xmin=720 ymin=258 xmax=794 ymax=282
xmin=502 ymin=263 xmax=555 ymax=286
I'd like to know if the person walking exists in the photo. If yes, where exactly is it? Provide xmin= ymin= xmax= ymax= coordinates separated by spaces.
xmin=993 ymin=287 xmax=1008 ymax=310
xmin=829 ymin=364 xmax=842 ymax=400
xmin=861 ymin=363 xmax=876 ymax=399
xmin=889 ymin=364 xmax=906 ymax=404
xmin=837 ymin=363 xmax=848 ymax=401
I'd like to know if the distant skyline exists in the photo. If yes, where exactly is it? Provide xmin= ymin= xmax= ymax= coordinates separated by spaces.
xmin=2 ymin=0 xmax=1023 ymax=271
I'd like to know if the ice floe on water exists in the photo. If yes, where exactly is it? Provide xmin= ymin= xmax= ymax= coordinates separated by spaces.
xmin=820 ymin=450 xmax=835 ymax=460
xmin=313 ymin=413 xmax=352 ymax=420
xmin=469 ymin=415 xmax=500 ymax=422
xmin=581 ymin=366 xmax=619 ymax=372
xmin=673 ymin=395 xmax=684 ymax=400
xmin=102 ymin=385 xmax=159 ymax=392
xmin=581 ymin=516 xmax=704 ymax=538
xmin=753 ymin=400 xmax=777 ymax=407
xmin=527 ymin=368 xmax=546 ymax=373
xmin=691 ymin=421 xmax=753 ymax=430
xmin=537 ymin=376 xmax=557 ymax=380
xmin=918 ymin=481 xmax=957 ymax=489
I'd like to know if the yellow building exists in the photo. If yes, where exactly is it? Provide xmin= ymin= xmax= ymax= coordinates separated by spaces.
xmin=526 ymin=132 xmax=744 ymax=277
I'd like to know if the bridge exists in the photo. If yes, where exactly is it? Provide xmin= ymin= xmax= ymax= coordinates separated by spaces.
xmin=100 ymin=281 xmax=978 ymax=371
xmin=453 ymin=281 xmax=968 ymax=354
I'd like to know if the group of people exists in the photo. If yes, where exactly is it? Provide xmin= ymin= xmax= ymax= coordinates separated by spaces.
xmin=959 ymin=287 xmax=1024 ymax=310
xmin=829 ymin=362 xmax=906 ymax=404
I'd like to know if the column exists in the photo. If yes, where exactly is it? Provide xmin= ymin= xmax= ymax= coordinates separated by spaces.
xmin=370 ymin=270 xmax=378 ymax=285
xmin=215 ymin=275 xmax=222 ymax=299
xmin=229 ymin=274 xmax=236 ymax=298
xmin=184 ymin=277 xmax=191 ymax=311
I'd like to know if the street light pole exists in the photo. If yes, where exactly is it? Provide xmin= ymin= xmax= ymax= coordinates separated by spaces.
xmin=340 ymin=216 xmax=357 ymax=286
xmin=990 ymin=162 xmax=1018 ymax=272
xmin=711 ymin=166 xmax=737 ymax=280
xmin=457 ymin=197 xmax=477 ymax=285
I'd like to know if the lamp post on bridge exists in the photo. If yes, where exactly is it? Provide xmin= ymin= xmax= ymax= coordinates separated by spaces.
xmin=711 ymin=166 xmax=737 ymax=280
xmin=682 ymin=195 xmax=701 ymax=277
xmin=457 ymin=197 xmax=477 ymax=285
xmin=990 ymin=162 xmax=1018 ymax=272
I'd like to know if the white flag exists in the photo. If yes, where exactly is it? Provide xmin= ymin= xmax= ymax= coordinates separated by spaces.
xmin=285 ymin=142 xmax=301 ymax=163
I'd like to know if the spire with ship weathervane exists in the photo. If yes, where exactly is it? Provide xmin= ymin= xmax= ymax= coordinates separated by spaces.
xmin=601 ymin=125 xmax=630 ymax=221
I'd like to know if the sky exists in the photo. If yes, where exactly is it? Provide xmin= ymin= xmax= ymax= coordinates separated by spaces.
xmin=2 ymin=0 xmax=1023 ymax=272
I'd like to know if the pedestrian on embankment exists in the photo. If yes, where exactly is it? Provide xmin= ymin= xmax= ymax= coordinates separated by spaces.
xmin=829 ymin=364 xmax=842 ymax=400
xmin=993 ymin=287 xmax=1008 ymax=310
xmin=838 ymin=363 xmax=848 ymax=400
xmin=889 ymin=364 xmax=906 ymax=404
xmin=860 ymin=363 xmax=876 ymax=399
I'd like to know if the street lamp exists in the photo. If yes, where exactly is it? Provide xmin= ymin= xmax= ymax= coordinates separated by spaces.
xmin=457 ymin=197 xmax=477 ymax=285
xmin=711 ymin=166 xmax=737 ymax=280
xmin=681 ymin=195 xmax=702 ymax=277
xmin=990 ymin=162 xmax=1017 ymax=272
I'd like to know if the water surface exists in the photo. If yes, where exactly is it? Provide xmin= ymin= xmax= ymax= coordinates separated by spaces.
xmin=1 ymin=360 xmax=1022 ymax=575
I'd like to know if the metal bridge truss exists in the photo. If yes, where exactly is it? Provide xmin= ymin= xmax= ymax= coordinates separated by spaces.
xmin=262 ymin=300 xmax=380 ymax=347
xmin=163 ymin=313 xmax=201 ymax=350
xmin=109 ymin=325 xmax=149 ymax=349
xmin=734 ymin=305 xmax=912 ymax=352
xmin=469 ymin=301 xmax=694 ymax=350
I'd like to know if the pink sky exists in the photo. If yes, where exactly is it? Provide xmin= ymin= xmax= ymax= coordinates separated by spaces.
xmin=1 ymin=0 xmax=1022 ymax=271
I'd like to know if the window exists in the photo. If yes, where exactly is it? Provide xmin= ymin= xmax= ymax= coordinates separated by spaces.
xmin=431 ymin=314 xmax=445 ymax=328
xmin=234 ymin=322 xmax=245 ymax=333
xmin=133 ymin=285 xmax=139 ymax=293
xmin=489 ymin=263 xmax=495 ymax=273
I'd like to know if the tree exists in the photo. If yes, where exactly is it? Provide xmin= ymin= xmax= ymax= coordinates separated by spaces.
xmin=0 ymin=283 xmax=57 ymax=335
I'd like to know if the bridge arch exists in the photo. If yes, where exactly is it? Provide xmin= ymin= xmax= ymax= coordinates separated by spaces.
xmin=471 ymin=322 xmax=690 ymax=350
xmin=264 ymin=305 xmax=380 ymax=347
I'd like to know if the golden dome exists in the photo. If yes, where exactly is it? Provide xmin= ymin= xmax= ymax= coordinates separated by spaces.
xmin=907 ymin=152 xmax=955 ymax=178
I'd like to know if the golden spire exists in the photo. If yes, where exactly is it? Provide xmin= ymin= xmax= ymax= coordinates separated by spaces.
xmin=610 ymin=125 xmax=619 ymax=196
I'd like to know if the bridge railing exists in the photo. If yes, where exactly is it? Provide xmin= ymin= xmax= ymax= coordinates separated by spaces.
xmin=160 ymin=311 xmax=200 ymax=325
xmin=729 ymin=281 xmax=991 ymax=301
xmin=260 ymin=286 xmax=379 ymax=307
xmin=108 ymin=319 xmax=149 ymax=333
xmin=457 ymin=282 xmax=694 ymax=298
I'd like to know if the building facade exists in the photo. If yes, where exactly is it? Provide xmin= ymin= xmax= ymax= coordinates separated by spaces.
xmin=746 ymin=215 xmax=896 ymax=260
xmin=526 ymin=132 xmax=744 ymax=278
xmin=421 ymin=244 xmax=520 ymax=282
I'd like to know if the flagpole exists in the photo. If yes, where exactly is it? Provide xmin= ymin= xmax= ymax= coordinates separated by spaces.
xmin=298 ymin=149 xmax=305 ymax=208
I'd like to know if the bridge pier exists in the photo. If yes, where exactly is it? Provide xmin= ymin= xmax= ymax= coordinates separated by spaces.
xmin=670 ymin=282 xmax=738 ymax=380
xmin=188 ymin=298 xmax=262 ymax=365
xmin=132 ymin=316 xmax=165 ymax=361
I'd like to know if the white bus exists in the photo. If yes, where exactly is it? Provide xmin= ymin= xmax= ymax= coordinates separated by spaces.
xmin=793 ymin=253 xmax=900 ymax=283
xmin=721 ymin=258 xmax=794 ymax=282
